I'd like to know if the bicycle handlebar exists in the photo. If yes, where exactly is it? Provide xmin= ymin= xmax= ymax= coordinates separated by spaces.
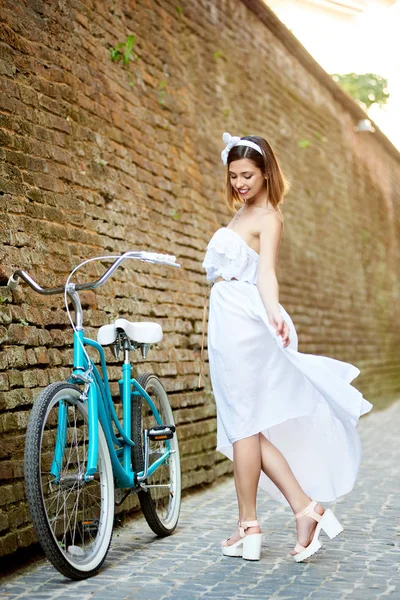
xmin=7 ymin=250 xmax=180 ymax=295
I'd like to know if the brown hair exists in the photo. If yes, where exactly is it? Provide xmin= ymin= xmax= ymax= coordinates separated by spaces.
xmin=225 ymin=135 xmax=289 ymax=212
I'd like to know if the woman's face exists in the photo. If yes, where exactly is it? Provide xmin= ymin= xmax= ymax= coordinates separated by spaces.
xmin=228 ymin=158 xmax=266 ymax=202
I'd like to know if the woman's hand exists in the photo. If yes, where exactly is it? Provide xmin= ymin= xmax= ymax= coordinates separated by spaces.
xmin=268 ymin=310 xmax=290 ymax=348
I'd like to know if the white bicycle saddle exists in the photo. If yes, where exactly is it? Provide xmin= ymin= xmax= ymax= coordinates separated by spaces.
xmin=97 ymin=318 xmax=163 ymax=346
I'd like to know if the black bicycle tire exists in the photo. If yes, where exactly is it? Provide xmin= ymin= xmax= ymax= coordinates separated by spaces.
xmin=24 ymin=381 xmax=114 ymax=580
xmin=132 ymin=373 xmax=181 ymax=536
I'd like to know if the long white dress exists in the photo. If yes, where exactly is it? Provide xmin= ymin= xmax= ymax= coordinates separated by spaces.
xmin=202 ymin=227 xmax=373 ymax=505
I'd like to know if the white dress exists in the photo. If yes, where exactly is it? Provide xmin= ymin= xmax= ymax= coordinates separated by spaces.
xmin=202 ymin=227 xmax=373 ymax=505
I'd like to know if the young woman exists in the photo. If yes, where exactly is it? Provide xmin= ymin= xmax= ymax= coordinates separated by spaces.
xmin=201 ymin=132 xmax=372 ymax=562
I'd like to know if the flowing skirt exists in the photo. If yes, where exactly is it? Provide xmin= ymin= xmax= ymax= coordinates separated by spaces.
xmin=207 ymin=279 xmax=372 ymax=505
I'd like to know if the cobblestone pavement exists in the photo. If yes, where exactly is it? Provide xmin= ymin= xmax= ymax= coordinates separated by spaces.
xmin=2 ymin=402 xmax=399 ymax=600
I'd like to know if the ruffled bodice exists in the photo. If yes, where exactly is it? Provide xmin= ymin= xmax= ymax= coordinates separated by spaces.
xmin=202 ymin=227 xmax=259 ymax=284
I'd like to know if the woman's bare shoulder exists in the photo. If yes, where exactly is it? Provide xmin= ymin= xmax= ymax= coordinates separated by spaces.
xmin=256 ymin=208 xmax=283 ymax=232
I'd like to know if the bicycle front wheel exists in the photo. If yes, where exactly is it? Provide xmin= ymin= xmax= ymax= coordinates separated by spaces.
xmin=24 ymin=382 xmax=114 ymax=580
xmin=132 ymin=373 xmax=181 ymax=536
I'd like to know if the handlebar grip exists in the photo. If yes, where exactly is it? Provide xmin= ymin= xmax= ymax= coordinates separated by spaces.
xmin=8 ymin=274 xmax=20 ymax=290
xmin=140 ymin=251 xmax=177 ymax=264
xmin=154 ymin=253 xmax=177 ymax=263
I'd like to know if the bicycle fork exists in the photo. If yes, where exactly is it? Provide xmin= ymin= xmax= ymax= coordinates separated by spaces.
xmin=50 ymin=380 xmax=98 ymax=484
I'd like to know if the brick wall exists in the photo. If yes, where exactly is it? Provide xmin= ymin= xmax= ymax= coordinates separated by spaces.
xmin=1 ymin=0 xmax=400 ymax=558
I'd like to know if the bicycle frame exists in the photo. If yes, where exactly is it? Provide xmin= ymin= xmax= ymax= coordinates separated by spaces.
xmin=50 ymin=328 xmax=171 ymax=489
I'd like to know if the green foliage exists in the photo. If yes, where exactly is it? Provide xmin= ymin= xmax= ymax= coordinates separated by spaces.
xmin=123 ymin=35 xmax=136 ymax=65
xmin=109 ymin=35 xmax=138 ymax=66
xmin=361 ymin=229 xmax=370 ymax=244
xmin=109 ymin=35 xmax=139 ymax=91
xmin=332 ymin=72 xmax=389 ymax=110
xmin=298 ymin=139 xmax=311 ymax=149
xmin=109 ymin=44 xmax=123 ymax=63
xmin=176 ymin=6 xmax=183 ymax=15
xmin=171 ymin=208 xmax=182 ymax=221
xmin=213 ymin=50 xmax=222 ymax=61
xmin=158 ymin=81 xmax=167 ymax=106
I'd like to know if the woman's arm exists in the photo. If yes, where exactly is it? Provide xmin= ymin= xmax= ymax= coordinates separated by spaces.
xmin=256 ymin=212 xmax=290 ymax=347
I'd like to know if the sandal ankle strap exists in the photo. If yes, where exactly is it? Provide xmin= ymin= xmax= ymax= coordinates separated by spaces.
xmin=294 ymin=541 xmax=306 ymax=553
xmin=239 ymin=520 xmax=259 ymax=537
xmin=295 ymin=500 xmax=321 ymax=523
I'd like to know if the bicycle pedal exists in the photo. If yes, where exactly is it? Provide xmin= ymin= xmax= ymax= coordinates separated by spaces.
xmin=147 ymin=425 xmax=176 ymax=441
xmin=81 ymin=519 xmax=99 ymax=533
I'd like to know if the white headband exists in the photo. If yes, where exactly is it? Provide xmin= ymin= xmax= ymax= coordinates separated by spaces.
xmin=221 ymin=132 xmax=263 ymax=165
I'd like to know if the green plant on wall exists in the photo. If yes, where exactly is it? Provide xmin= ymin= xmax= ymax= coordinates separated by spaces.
xmin=298 ymin=139 xmax=311 ymax=149
xmin=159 ymin=80 xmax=167 ymax=106
xmin=332 ymin=72 xmax=389 ymax=110
xmin=110 ymin=35 xmax=138 ymax=65
xmin=171 ymin=208 xmax=182 ymax=221
xmin=110 ymin=35 xmax=139 ymax=88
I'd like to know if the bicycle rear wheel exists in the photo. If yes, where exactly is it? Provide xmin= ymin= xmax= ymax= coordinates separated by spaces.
xmin=132 ymin=373 xmax=181 ymax=536
xmin=24 ymin=382 xmax=114 ymax=580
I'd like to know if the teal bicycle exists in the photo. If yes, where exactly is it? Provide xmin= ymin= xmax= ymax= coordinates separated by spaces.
xmin=8 ymin=251 xmax=181 ymax=580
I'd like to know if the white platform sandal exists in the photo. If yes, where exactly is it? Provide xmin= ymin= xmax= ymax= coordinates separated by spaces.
xmin=222 ymin=520 xmax=262 ymax=561
xmin=292 ymin=501 xmax=343 ymax=562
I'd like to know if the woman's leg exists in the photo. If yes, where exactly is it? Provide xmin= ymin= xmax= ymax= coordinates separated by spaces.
xmin=259 ymin=433 xmax=324 ymax=551
xmin=225 ymin=434 xmax=262 ymax=545
xmin=233 ymin=434 xmax=261 ymax=521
